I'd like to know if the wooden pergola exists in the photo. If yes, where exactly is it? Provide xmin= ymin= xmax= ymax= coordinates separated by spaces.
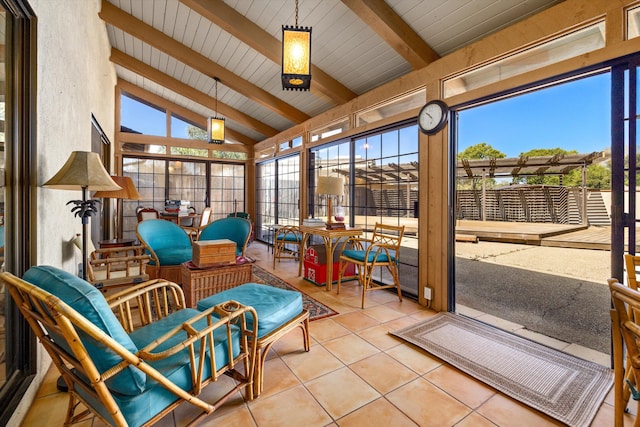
xmin=456 ymin=152 xmax=608 ymax=179
xmin=456 ymin=151 xmax=610 ymax=224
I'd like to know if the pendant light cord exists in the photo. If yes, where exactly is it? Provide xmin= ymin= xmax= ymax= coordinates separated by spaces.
xmin=214 ymin=77 xmax=219 ymax=117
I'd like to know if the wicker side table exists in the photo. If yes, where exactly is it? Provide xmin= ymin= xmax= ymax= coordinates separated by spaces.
xmin=181 ymin=262 xmax=253 ymax=307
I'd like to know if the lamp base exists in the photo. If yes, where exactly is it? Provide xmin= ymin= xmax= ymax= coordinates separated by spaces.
xmin=325 ymin=222 xmax=346 ymax=230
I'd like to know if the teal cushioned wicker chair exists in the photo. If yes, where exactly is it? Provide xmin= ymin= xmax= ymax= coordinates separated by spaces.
xmin=2 ymin=265 xmax=257 ymax=427
xmin=136 ymin=219 xmax=193 ymax=283
xmin=198 ymin=217 xmax=252 ymax=257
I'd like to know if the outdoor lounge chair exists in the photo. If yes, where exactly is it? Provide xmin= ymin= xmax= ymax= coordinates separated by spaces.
xmin=2 ymin=265 xmax=258 ymax=427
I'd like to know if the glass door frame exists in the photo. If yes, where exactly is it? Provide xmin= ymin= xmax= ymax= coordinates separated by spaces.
xmin=611 ymin=54 xmax=640 ymax=281
xmin=448 ymin=63 xmax=619 ymax=310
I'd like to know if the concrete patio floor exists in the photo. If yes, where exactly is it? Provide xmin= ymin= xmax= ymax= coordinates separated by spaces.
xmin=454 ymin=241 xmax=611 ymax=365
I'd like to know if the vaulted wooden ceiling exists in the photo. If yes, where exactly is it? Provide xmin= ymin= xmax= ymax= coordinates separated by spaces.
xmin=101 ymin=0 xmax=563 ymax=146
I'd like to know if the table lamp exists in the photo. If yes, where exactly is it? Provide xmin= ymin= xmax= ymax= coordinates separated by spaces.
xmin=317 ymin=175 xmax=345 ymax=230
xmin=43 ymin=151 xmax=121 ymax=281
xmin=93 ymin=175 xmax=142 ymax=239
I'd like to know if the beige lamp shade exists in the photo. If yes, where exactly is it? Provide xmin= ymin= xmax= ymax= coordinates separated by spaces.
xmin=43 ymin=151 xmax=122 ymax=191
xmin=317 ymin=176 xmax=344 ymax=196
xmin=93 ymin=176 xmax=142 ymax=200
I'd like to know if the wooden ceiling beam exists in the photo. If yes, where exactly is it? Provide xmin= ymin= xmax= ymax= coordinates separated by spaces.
xmin=111 ymin=49 xmax=278 ymax=138
xmin=99 ymin=1 xmax=309 ymax=125
xmin=341 ymin=0 xmax=439 ymax=69
xmin=180 ymin=0 xmax=357 ymax=105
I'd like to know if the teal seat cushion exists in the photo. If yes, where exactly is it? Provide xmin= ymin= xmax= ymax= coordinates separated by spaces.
xmin=342 ymin=249 xmax=395 ymax=263
xmin=197 ymin=283 xmax=303 ymax=339
xmin=153 ymin=247 xmax=193 ymax=265
xmin=22 ymin=265 xmax=145 ymax=396
xmin=277 ymin=232 xmax=301 ymax=242
xmin=77 ymin=308 xmax=241 ymax=427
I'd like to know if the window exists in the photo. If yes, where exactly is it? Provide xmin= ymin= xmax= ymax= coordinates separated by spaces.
xmin=444 ymin=21 xmax=606 ymax=97
xmin=255 ymin=155 xmax=300 ymax=245
xmin=171 ymin=114 xmax=206 ymax=140
xmin=0 ymin=2 xmax=37 ymax=424
xmin=121 ymin=93 xmax=166 ymax=136
xmin=628 ymin=5 xmax=640 ymax=39
xmin=210 ymin=163 xmax=246 ymax=220
xmin=309 ymin=141 xmax=351 ymax=221
xmin=308 ymin=122 xmax=419 ymax=297
xmin=279 ymin=135 xmax=303 ymax=152
xmin=256 ymin=160 xmax=276 ymax=243
xmin=311 ymin=117 xmax=349 ymax=142
xmin=121 ymin=156 xmax=245 ymax=237
xmin=356 ymin=89 xmax=425 ymax=127
xmin=276 ymin=156 xmax=300 ymax=225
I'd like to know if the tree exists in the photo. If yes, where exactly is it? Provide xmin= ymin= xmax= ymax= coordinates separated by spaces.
xmin=173 ymin=126 xmax=247 ymax=160
xmin=458 ymin=142 xmax=506 ymax=160
xmin=187 ymin=126 xmax=208 ymax=141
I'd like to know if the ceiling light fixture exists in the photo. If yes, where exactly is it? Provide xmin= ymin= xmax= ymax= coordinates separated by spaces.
xmin=282 ymin=0 xmax=311 ymax=91
xmin=208 ymin=77 xmax=225 ymax=144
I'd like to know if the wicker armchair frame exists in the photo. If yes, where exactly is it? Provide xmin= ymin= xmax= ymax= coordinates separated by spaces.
xmin=3 ymin=273 xmax=258 ymax=427
xmin=336 ymin=222 xmax=405 ymax=308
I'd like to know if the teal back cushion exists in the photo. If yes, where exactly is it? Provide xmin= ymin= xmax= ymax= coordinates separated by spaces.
xmin=137 ymin=219 xmax=193 ymax=265
xmin=23 ymin=265 xmax=146 ymax=396
xmin=199 ymin=217 xmax=251 ymax=256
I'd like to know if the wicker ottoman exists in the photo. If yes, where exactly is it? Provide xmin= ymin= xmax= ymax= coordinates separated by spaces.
xmin=181 ymin=262 xmax=253 ymax=308
xmin=197 ymin=283 xmax=310 ymax=397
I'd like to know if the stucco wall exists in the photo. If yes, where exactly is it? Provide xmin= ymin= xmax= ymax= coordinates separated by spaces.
xmin=8 ymin=0 xmax=116 ymax=424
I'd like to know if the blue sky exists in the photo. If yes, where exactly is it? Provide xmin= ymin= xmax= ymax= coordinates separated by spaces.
xmin=457 ymin=72 xmax=611 ymax=158
xmin=121 ymin=96 xmax=199 ymax=139
xmin=123 ymin=72 xmax=612 ymax=159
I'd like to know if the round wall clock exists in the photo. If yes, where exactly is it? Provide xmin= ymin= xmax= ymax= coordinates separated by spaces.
xmin=418 ymin=100 xmax=449 ymax=135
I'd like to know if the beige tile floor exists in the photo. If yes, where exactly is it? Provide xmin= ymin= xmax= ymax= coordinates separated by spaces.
xmin=19 ymin=242 xmax=635 ymax=426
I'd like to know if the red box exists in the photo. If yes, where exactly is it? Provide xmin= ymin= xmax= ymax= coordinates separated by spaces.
xmin=303 ymin=245 xmax=355 ymax=286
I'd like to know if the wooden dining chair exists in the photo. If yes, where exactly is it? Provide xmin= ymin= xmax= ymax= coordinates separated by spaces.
xmin=609 ymin=278 xmax=640 ymax=427
xmin=136 ymin=207 xmax=159 ymax=222
xmin=336 ymin=223 xmax=405 ymax=308
xmin=272 ymin=225 xmax=303 ymax=269
xmin=626 ymin=254 xmax=640 ymax=290
xmin=181 ymin=207 xmax=213 ymax=240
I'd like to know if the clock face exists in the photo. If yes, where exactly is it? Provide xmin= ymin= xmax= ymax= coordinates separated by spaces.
xmin=418 ymin=100 xmax=448 ymax=134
